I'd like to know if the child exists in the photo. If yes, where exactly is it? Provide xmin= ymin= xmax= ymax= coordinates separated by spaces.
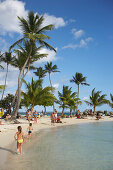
xmin=14 ymin=126 xmax=24 ymax=155
xmin=27 ymin=123 xmax=33 ymax=140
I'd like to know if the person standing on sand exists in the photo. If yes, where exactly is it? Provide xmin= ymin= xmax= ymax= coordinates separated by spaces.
xmin=27 ymin=109 xmax=31 ymax=123
xmin=34 ymin=110 xmax=38 ymax=123
xmin=51 ymin=112 xmax=55 ymax=125
xmin=14 ymin=126 xmax=24 ymax=155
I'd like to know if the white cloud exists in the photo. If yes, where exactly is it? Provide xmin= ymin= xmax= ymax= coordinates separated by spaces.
xmin=62 ymin=37 xmax=93 ymax=49
xmin=83 ymin=97 xmax=89 ymax=100
xmin=0 ymin=0 xmax=28 ymax=34
xmin=43 ymin=13 xmax=66 ymax=29
xmin=0 ymin=1 xmax=66 ymax=34
xmin=53 ymin=83 xmax=59 ymax=89
xmin=72 ymin=28 xmax=84 ymax=39
xmin=35 ymin=48 xmax=58 ymax=64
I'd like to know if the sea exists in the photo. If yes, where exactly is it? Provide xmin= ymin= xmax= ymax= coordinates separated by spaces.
xmin=3 ymin=121 xmax=113 ymax=170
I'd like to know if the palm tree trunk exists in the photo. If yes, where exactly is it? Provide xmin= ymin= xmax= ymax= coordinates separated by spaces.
xmin=78 ymin=84 xmax=79 ymax=98
xmin=94 ymin=106 xmax=96 ymax=116
xmin=1 ymin=64 xmax=8 ymax=100
xmin=49 ymin=73 xmax=55 ymax=111
xmin=12 ymin=45 xmax=32 ymax=118
xmin=44 ymin=106 xmax=46 ymax=115
xmin=70 ymin=109 xmax=72 ymax=116
xmin=49 ymin=73 xmax=51 ymax=85
xmin=62 ymin=107 xmax=64 ymax=115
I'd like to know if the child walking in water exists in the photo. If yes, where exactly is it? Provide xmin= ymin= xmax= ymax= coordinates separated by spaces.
xmin=27 ymin=123 xmax=33 ymax=140
xmin=14 ymin=126 xmax=24 ymax=155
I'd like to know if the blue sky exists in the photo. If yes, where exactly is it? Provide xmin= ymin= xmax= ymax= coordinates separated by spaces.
xmin=0 ymin=0 xmax=113 ymax=112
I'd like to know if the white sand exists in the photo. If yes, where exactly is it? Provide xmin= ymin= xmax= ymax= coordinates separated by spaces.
xmin=0 ymin=116 xmax=113 ymax=148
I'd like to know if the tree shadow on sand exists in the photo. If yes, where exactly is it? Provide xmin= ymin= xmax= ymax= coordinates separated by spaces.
xmin=0 ymin=147 xmax=17 ymax=155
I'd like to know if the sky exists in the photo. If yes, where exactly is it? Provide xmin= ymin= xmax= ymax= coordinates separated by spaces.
xmin=0 ymin=0 xmax=113 ymax=112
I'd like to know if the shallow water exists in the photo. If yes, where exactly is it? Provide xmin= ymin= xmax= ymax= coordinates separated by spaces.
xmin=3 ymin=122 xmax=113 ymax=170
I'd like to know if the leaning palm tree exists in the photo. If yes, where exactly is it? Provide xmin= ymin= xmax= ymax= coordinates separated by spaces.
xmin=34 ymin=67 xmax=46 ymax=80
xmin=9 ymin=11 xmax=56 ymax=117
xmin=1 ymin=52 xmax=14 ymax=99
xmin=70 ymin=72 xmax=89 ymax=98
xmin=11 ymin=41 xmax=47 ymax=117
xmin=85 ymin=88 xmax=109 ymax=114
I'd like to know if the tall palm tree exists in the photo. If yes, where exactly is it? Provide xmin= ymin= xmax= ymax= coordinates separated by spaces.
xmin=34 ymin=67 xmax=46 ymax=80
xmin=85 ymin=88 xmax=109 ymax=114
xmin=1 ymin=52 xmax=14 ymax=99
xmin=45 ymin=62 xmax=59 ymax=86
xmin=70 ymin=72 xmax=89 ymax=98
xmin=58 ymin=85 xmax=76 ymax=115
xmin=9 ymin=11 xmax=56 ymax=117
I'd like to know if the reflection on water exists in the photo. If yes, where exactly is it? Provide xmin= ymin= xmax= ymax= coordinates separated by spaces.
xmin=3 ymin=122 xmax=113 ymax=170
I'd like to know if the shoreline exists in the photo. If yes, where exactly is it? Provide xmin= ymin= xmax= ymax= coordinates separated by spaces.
xmin=0 ymin=116 xmax=113 ymax=169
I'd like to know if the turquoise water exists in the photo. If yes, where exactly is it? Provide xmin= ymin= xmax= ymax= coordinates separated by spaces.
xmin=4 ymin=122 xmax=113 ymax=170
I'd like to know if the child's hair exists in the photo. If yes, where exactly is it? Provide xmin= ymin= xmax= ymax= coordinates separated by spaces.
xmin=18 ymin=126 xmax=22 ymax=133
xmin=29 ymin=123 xmax=32 ymax=126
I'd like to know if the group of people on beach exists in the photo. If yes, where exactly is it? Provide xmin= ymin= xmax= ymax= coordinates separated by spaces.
xmin=51 ymin=109 xmax=62 ymax=125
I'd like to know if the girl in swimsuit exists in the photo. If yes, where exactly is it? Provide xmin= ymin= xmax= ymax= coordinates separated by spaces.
xmin=14 ymin=126 xmax=24 ymax=155
xmin=34 ymin=110 xmax=38 ymax=123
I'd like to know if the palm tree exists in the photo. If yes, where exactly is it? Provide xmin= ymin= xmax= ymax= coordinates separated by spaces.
xmin=11 ymin=41 xmax=47 ymax=117
xmin=58 ymin=85 xmax=76 ymax=115
xmin=45 ymin=62 xmax=59 ymax=111
xmin=70 ymin=72 xmax=89 ymax=98
xmin=1 ymin=52 xmax=14 ymax=99
xmin=34 ymin=67 xmax=46 ymax=80
xmin=9 ymin=11 xmax=56 ymax=117
xmin=85 ymin=88 xmax=109 ymax=114
xmin=22 ymin=78 xmax=55 ymax=114
xmin=45 ymin=62 xmax=59 ymax=86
